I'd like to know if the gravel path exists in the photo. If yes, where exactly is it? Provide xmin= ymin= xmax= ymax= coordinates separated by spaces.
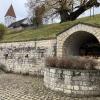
xmin=0 ymin=73 xmax=100 ymax=100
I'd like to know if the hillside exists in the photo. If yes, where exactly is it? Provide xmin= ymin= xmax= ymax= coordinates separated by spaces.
xmin=1 ymin=14 xmax=100 ymax=43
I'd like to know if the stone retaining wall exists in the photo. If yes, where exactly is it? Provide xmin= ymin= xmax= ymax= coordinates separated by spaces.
xmin=44 ymin=67 xmax=100 ymax=97
xmin=0 ymin=39 xmax=56 ymax=75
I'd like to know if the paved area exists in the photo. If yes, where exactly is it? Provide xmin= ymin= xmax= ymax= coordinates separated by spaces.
xmin=0 ymin=72 xmax=100 ymax=100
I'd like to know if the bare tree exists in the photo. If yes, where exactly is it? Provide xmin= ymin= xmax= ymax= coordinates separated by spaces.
xmin=35 ymin=5 xmax=45 ymax=26
xmin=27 ymin=0 xmax=100 ymax=23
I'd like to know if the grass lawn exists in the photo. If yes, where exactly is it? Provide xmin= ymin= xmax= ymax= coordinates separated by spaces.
xmin=1 ymin=14 xmax=100 ymax=43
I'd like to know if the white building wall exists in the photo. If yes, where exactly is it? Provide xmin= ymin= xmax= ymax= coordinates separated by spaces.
xmin=5 ymin=16 xmax=16 ymax=26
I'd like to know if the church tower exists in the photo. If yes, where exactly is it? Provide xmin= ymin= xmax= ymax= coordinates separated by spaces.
xmin=5 ymin=4 xmax=16 ymax=26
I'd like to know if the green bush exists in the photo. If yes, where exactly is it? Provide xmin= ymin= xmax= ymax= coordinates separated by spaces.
xmin=0 ymin=24 xmax=6 ymax=39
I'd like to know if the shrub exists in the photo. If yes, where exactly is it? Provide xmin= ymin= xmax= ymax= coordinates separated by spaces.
xmin=56 ymin=57 xmax=72 ymax=69
xmin=0 ymin=24 xmax=6 ymax=39
xmin=46 ymin=57 xmax=57 ymax=67
xmin=70 ymin=57 xmax=96 ymax=70
xmin=46 ymin=57 xmax=97 ymax=70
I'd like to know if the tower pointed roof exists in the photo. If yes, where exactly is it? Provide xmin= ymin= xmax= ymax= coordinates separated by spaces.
xmin=5 ymin=4 xmax=16 ymax=17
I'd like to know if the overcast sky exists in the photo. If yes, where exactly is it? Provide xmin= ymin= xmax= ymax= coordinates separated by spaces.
xmin=0 ymin=0 xmax=100 ymax=25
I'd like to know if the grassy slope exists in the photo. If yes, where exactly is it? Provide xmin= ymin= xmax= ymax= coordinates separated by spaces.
xmin=1 ymin=14 xmax=100 ymax=42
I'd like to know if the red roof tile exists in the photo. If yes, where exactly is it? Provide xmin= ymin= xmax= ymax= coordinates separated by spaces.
xmin=5 ymin=4 xmax=16 ymax=17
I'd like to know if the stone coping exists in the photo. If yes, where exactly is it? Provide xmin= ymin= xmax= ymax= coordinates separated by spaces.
xmin=0 ymin=37 xmax=56 ymax=43
xmin=45 ymin=66 xmax=100 ymax=72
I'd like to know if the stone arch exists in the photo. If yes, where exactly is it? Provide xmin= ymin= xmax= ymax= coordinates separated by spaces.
xmin=63 ymin=31 xmax=99 ymax=57
xmin=57 ymin=23 xmax=100 ymax=57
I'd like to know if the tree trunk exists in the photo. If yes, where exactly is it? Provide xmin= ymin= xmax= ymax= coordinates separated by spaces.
xmin=59 ymin=0 xmax=100 ymax=23
xmin=70 ymin=6 xmax=86 ymax=21
xmin=59 ymin=9 xmax=70 ymax=23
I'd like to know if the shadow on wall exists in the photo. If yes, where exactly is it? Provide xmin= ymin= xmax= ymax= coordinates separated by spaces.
xmin=0 ymin=63 xmax=14 ymax=73
xmin=0 ymin=63 xmax=44 ymax=76
xmin=0 ymin=63 xmax=8 ymax=73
